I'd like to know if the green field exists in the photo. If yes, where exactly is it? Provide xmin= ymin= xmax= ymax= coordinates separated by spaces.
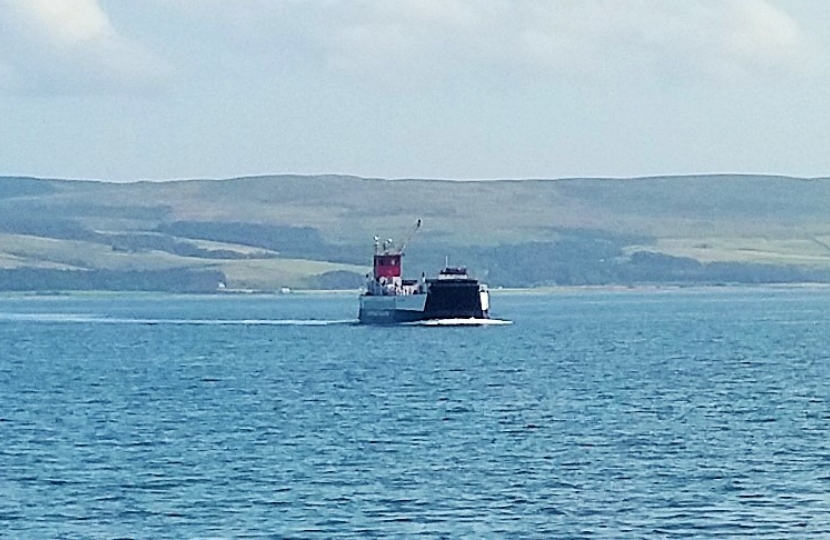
xmin=2 ymin=174 xmax=830 ymax=290
xmin=625 ymin=236 xmax=830 ymax=268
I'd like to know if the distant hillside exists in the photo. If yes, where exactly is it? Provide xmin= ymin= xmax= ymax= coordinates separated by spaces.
xmin=1 ymin=174 xmax=830 ymax=291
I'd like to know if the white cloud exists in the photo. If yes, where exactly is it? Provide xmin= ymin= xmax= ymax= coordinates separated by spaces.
xmin=0 ymin=0 xmax=168 ymax=93
xmin=337 ymin=0 xmax=816 ymax=82
xmin=4 ymin=0 xmax=813 ymax=94
xmin=723 ymin=1 xmax=806 ymax=72
xmin=159 ymin=0 xmax=818 ymax=84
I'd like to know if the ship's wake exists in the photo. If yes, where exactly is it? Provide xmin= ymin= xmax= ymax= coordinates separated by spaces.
xmin=2 ymin=313 xmax=512 ymax=327
xmin=407 ymin=318 xmax=512 ymax=327
xmin=0 ymin=314 xmax=359 ymax=326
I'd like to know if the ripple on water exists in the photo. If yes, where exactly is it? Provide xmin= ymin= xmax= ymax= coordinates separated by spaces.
xmin=2 ymin=290 xmax=830 ymax=536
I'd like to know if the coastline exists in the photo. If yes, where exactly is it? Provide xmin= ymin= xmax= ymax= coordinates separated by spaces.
xmin=4 ymin=282 xmax=830 ymax=299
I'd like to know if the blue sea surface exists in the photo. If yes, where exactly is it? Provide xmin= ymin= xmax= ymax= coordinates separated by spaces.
xmin=2 ymin=288 xmax=830 ymax=538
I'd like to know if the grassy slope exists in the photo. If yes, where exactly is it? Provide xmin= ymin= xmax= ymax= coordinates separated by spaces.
xmin=2 ymin=174 xmax=830 ymax=288
xmin=183 ymin=175 xmax=830 ymax=269
xmin=0 ymin=233 xmax=366 ymax=289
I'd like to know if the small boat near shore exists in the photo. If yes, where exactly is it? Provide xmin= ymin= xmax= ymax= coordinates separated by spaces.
xmin=358 ymin=221 xmax=492 ymax=324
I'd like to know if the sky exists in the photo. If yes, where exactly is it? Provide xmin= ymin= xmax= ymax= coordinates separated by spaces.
xmin=2 ymin=0 xmax=830 ymax=182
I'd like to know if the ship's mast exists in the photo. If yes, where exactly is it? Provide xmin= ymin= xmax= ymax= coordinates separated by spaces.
xmin=397 ymin=218 xmax=421 ymax=255
xmin=371 ymin=219 xmax=421 ymax=283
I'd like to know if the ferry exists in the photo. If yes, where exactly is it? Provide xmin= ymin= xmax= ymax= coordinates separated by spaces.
xmin=358 ymin=220 xmax=490 ymax=324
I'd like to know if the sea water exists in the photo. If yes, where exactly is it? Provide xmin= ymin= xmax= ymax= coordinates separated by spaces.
xmin=2 ymin=288 xmax=830 ymax=538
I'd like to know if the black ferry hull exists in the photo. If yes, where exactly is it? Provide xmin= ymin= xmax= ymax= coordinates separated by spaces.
xmin=358 ymin=279 xmax=489 ymax=324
